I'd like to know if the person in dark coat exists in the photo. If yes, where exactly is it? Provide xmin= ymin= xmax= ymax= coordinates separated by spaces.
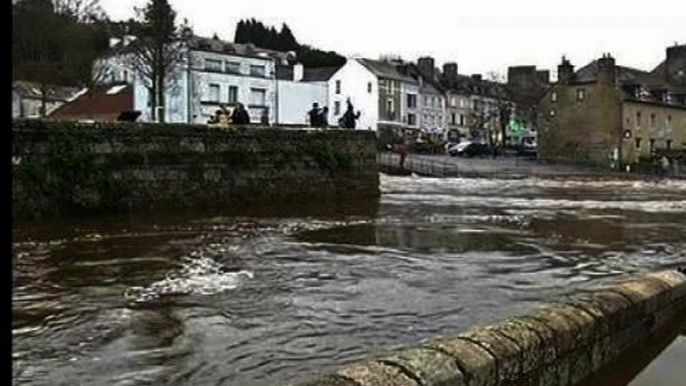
xmin=320 ymin=106 xmax=329 ymax=128
xmin=308 ymin=102 xmax=321 ymax=127
xmin=341 ymin=99 xmax=360 ymax=129
xmin=231 ymin=103 xmax=251 ymax=125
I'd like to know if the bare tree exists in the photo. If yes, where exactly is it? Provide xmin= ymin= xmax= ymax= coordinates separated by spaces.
xmin=125 ymin=0 xmax=189 ymax=122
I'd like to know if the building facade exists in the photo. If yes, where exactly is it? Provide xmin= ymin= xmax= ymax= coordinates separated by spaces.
xmin=98 ymin=35 xmax=319 ymax=125
xmin=538 ymin=45 xmax=686 ymax=169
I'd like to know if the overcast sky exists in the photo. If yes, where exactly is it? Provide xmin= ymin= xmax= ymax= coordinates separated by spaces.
xmin=100 ymin=0 xmax=686 ymax=77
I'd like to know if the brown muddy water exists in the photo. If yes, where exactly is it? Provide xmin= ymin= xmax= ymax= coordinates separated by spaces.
xmin=12 ymin=175 xmax=686 ymax=386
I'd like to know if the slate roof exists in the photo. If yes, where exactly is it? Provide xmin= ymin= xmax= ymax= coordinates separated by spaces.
xmin=572 ymin=59 xmax=686 ymax=106
xmin=438 ymin=74 xmax=511 ymax=100
xmin=49 ymin=84 xmax=135 ymax=122
xmin=302 ymin=66 xmax=341 ymax=82
xmin=357 ymin=58 xmax=417 ymax=83
xmin=187 ymin=35 xmax=295 ymax=63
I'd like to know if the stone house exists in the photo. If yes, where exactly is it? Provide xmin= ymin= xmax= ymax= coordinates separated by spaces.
xmin=537 ymin=44 xmax=686 ymax=169
xmin=505 ymin=66 xmax=551 ymax=147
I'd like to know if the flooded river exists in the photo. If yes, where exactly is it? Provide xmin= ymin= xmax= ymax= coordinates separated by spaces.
xmin=12 ymin=175 xmax=686 ymax=386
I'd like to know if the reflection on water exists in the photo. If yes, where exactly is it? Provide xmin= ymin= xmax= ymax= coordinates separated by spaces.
xmin=13 ymin=175 xmax=686 ymax=386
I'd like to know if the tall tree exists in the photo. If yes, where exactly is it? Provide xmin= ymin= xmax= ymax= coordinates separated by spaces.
xmin=12 ymin=0 xmax=109 ymax=116
xmin=126 ymin=0 xmax=187 ymax=122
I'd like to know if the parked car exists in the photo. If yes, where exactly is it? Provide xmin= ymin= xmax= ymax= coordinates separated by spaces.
xmin=446 ymin=141 xmax=490 ymax=157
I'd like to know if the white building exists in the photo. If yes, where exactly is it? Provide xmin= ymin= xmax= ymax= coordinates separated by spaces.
xmin=98 ymin=35 xmax=323 ymax=125
xmin=12 ymin=80 xmax=80 ymax=119
xmin=275 ymin=65 xmax=336 ymax=125
xmin=326 ymin=57 xmax=418 ymax=131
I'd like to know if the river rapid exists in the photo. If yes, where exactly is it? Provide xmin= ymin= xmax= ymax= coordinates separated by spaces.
xmin=13 ymin=175 xmax=686 ymax=386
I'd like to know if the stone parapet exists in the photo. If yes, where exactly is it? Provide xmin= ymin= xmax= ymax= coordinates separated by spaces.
xmin=295 ymin=269 xmax=686 ymax=386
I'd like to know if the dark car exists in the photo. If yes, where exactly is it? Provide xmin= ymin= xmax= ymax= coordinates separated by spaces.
xmin=447 ymin=141 xmax=491 ymax=157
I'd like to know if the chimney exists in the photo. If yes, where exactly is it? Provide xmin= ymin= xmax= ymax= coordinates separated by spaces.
xmin=666 ymin=43 xmax=686 ymax=85
xmin=557 ymin=56 xmax=575 ymax=84
xmin=443 ymin=62 xmax=458 ymax=79
xmin=293 ymin=63 xmax=304 ymax=82
xmin=536 ymin=70 xmax=550 ymax=84
xmin=418 ymin=56 xmax=435 ymax=79
xmin=597 ymin=53 xmax=616 ymax=86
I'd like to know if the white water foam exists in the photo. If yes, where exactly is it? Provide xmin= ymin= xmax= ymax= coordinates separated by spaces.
xmin=124 ymin=255 xmax=253 ymax=303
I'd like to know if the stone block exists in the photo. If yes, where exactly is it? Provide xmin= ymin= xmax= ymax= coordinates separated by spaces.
xmin=379 ymin=347 xmax=466 ymax=386
xmin=488 ymin=318 xmax=547 ymax=374
xmin=335 ymin=361 xmax=419 ymax=386
xmin=566 ymin=348 xmax=593 ymax=385
xmin=646 ymin=270 xmax=686 ymax=301
xmin=296 ymin=374 xmax=359 ymax=386
xmin=566 ymin=290 xmax=637 ymax=337
xmin=611 ymin=277 xmax=672 ymax=314
xmin=459 ymin=328 xmax=521 ymax=383
xmin=428 ymin=337 xmax=497 ymax=386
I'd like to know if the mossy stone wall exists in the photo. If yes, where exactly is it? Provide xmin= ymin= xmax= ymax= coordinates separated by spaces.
xmin=12 ymin=120 xmax=379 ymax=219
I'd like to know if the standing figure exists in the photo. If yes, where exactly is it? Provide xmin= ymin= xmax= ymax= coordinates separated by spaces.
xmin=341 ymin=99 xmax=361 ymax=129
xmin=260 ymin=109 xmax=270 ymax=126
xmin=396 ymin=139 xmax=408 ymax=169
xmin=231 ymin=103 xmax=251 ymax=125
xmin=320 ymin=106 xmax=329 ymax=128
xmin=308 ymin=102 xmax=321 ymax=127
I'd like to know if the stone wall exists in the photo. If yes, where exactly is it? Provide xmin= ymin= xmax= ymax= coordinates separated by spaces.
xmin=12 ymin=120 xmax=379 ymax=219
xmin=294 ymin=269 xmax=686 ymax=386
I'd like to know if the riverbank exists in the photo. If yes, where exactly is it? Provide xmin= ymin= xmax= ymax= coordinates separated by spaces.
xmin=12 ymin=120 xmax=379 ymax=220
xmin=378 ymin=153 xmax=686 ymax=180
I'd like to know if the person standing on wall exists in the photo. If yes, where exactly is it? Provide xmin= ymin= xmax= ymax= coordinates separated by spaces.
xmin=320 ymin=106 xmax=329 ymax=128
xmin=340 ymin=99 xmax=360 ymax=129
xmin=308 ymin=102 xmax=321 ymax=127
xmin=231 ymin=103 xmax=251 ymax=125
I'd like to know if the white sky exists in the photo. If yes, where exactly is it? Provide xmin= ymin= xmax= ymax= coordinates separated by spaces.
xmin=100 ymin=0 xmax=686 ymax=77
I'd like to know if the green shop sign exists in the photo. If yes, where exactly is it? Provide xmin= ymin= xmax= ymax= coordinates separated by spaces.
xmin=508 ymin=119 xmax=526 ymax=133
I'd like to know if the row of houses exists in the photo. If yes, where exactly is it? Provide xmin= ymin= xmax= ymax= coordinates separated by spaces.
xmin=30 ymin=34 xmax=541 ymax=147
xmin=13 ymin=32 xmax=686 ymax=170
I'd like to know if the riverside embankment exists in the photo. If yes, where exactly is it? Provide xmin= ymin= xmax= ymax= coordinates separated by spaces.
xmin=295 ymin=269 xmax=686 ymax=386
xmin=12 ymin=120 xmax=379 ymax=220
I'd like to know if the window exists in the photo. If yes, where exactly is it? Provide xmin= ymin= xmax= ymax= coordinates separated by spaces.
xmin=576 ymin=88 xmax=585 ymax=101
xmin=367 ymin=82 xmax=372 ymax=93
xmin=226 ymin=61 xmax=241 ymax=74
xmin=228 ymin=86 xmax=238 ymax=103
xmin=451 ymin=113 xmax=456 ymax=125
xmin=205 ymin=58 xmax=222 ymax=72
xmin=408 ymin=113 xmax=416 ymax=126
xmin=208 ymin=84 xmax=220 ymax=102
xmin=667 ymin=139 xmax=673 ymax=150
xmin=250 ymin=88 xmax=266 ymax=106
xmin=387 ymin=98 xmax=395 ymax=119
xmin=650 ymin=113 xmax=656 ymax=127
xmin=123 ymin=70 xmax=128 ymax=82
xmin=550 ymin=109 xmax=556 ymax=117
xmin=335 ymin=80 xmax=341 ymax=94
xmin=551 ymin=92 xmax=558 ymax=103
xmin=451 ymin=97 xmax=457 ymax=107
xmin=388 ymin=81 xmax=394 ymax=94
xmin=460 ymin=114 xmax=465 ymax=126
xmin=649 ymin=138 xmax=655 ymax=154
xmin=407 ymin=94 xmax=417 ymax=109
xmin=667 ymin=115 xmax=672 ymax=131
xmin=635 ymin=137 xmax=642 ymax=149
xmin=424 ymin=96 xmax=429 ymax=106
xmin=334 ymin=101 xmax=341 ymax=115
xmin=636 ymin=112 xmax=642 ymax=128
xmin=250 ymin=65 xmax=266 ymax=77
